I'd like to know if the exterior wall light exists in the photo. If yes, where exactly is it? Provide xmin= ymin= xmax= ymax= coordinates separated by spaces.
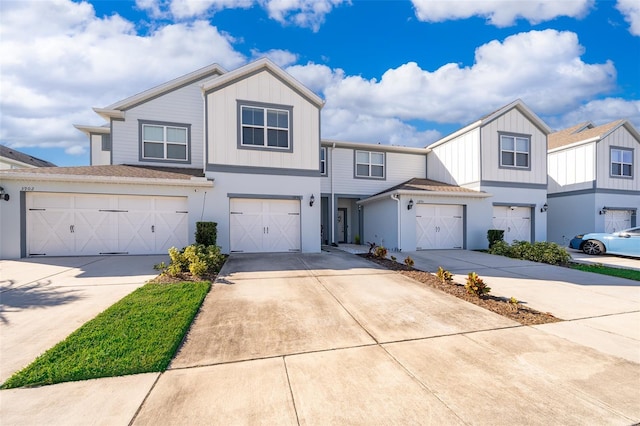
xmin=540 ymin=203 xmax=548 ymax=213
xmin=599 ymin=207 xmax=608 ymax=215
xmin=407 ymin=199 xmax=414 ymax=210
xmin=0 ymin=187 xmax=9 ymax=201
xmin=309 ymin=194 xmax=315 ymax=207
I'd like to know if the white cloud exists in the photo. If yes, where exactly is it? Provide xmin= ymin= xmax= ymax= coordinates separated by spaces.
xmin=251 ymin=49 xmax=299 ymax=67
xmin=304 ymin=30 xmax=616 ymax=126
xmin=0 ymin=0 xmax=246 ymax=154
xmin=616 ymin=0 xmax=640 ymax=36
xmin=412 ymin=0 xmax=593 ymax=27
xmin=261 ymin=0 xmax=349 ymax=32
xmin=286 ymin=62 xmax=344 ymax=94
xmin=551 ymin=98 xmax=640 ymax=130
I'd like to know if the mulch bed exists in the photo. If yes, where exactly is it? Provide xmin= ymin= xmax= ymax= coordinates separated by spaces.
xmin=360 ymin=254 xmax=562 ymax=326
xmin=150 ymin=272 xmax=218 ymax=284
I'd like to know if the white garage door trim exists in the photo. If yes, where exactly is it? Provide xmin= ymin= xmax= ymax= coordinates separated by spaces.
xmin=416 ymin=204 xmax=464 ymax=250
xmin=492 ymin=205 xmax=532 ymax=244
xmin=26 ymin=192 xmax=188 ymax=257
xmin=604 ymin=209 xmax=633 ymax=233
xmin=229 ymin=197 xmax=301 ymax=253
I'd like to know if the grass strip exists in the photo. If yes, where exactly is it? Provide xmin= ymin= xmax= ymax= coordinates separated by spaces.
xmin=570 ymin=263 xmax=640 ymax=281
xmin=1 ymin=281 xmax=210 ymax=389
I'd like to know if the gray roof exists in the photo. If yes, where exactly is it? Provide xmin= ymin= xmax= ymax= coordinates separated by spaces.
xmin=0 ymin=144 xmax=57 ymax=167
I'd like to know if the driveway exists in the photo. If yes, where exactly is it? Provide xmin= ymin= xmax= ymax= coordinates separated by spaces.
xmin=2 ymin=250 xmax=639 ymax=425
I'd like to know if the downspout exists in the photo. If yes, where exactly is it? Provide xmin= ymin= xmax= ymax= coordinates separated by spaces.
xmin=330 ymin=143 xmax=336 ymax=245
xmin=391 ymin=193 xmax=401 ymax=251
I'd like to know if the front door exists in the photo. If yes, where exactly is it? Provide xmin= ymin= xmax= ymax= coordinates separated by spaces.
xmin=337 ymin=208 xmax=347 ymax=243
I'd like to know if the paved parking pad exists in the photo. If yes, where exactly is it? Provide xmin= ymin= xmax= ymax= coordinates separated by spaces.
xmin=384 ymin=327 xmax=640 ymax=425
xmin=170 ymin=275 xmax=375 ymax=368
xmin=317 ymin=272 xmax=517 ymax=342
xmin=285 ymin=345 xmax=464 ymax=424
xmin=134 ymin=358 xmax=297 ymax=426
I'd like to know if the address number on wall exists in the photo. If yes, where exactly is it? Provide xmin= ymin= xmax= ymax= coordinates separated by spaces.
xmin=21 ymin=186 xmax=35 ymax=191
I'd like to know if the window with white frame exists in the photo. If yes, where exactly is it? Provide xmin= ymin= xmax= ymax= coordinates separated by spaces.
xmin=320 ymin=147 xmax=327 ymax=175
xmin=141 ymin=123 xmax=188 ymax=161
xmin=611 ymin=147 xmax=633 ymax=177
xmin=240 ymin=104 xmax=291 ymax=149
xmin=355 ymin=150 xmax=385 ymax=178
xmin=500 ymin=134 xmax=530 ymax=168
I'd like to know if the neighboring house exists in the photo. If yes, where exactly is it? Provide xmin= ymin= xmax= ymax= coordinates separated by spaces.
xmin=0 ymin=144 xmax=56 ymax=169
xmin=423 ymin=100 xmax=551 ymax=247
xmin=547 ymin=120 xmax=640 ymax=245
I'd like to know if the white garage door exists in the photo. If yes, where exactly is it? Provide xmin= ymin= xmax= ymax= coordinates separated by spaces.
xmin=492 ymin=206 xmax=531 ymax=244
xmin=230 ymin=198 xmax=300 ymax=253
xmin=416 ymin=204 xmax=463 ymax=250
xmin=27 ymin=193 xmax=188 ymax=256
xmin=605 ymin=209 xmax=632 ymax=233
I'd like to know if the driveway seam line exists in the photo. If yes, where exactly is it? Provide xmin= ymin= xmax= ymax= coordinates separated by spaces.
xmin=128 ymin=372 xmax=162 ymax=426
xmin=282 ymin=356 xmax=301 ymax=426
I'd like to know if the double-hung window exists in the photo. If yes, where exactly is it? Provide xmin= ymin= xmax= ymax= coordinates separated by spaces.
xmin=320 ymin=147 xmax=327 ymax=175
xmin=611 ymin=148 xmax=633 ymax=177
xmin=500 ymin=134 xmax=530 ymax=168
xmin=101 ymin=134 xmax=111 ymax=151
xmin=141 ymin=121 xmax=189 ymax=161
xmin=240 ymin=103 xmax=291 ymax=150
xmin=355 ymin=150 xmax=385 ymax=178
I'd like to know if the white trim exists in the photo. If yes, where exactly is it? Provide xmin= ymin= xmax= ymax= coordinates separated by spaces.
xmin=73 ymin=125 xmax=111 ymax=136
xmin=357 ymin=188 xmax=491 ymax=205
xmin=0 ymin=172 xmax=213 ymax=188
xmin=321 ymin=139 xmax=429 ymax=154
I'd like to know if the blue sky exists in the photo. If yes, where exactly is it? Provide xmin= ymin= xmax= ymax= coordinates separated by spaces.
xmin=1 ymin=0 xmax=639 ymax=166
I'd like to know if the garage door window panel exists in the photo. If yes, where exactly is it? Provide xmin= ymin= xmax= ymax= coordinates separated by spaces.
xmin=140 ymin=121 xmax=191 ymax=163
xmin=238 ymin=102 xmax=293 ymax=152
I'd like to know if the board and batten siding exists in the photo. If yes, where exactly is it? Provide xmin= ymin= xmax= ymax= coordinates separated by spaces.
xmin=321 ymin=147 xmax=427 ymax=195
xmin=111 ymin=80 xmax=208 ymax=168
xmin=596 ymin=127 xmax=639 ymax=191
xmin=206 ymin=71 xmax=320 ymax=171
xmin=427 ymin=129 xmax=480 ymax=185
xmin=480 ymin=108 xmax=547 ymax=184
xmin=547 ymin=143 xmax=596 ymax=194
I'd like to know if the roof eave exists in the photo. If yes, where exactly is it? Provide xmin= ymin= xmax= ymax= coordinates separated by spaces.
xmin=0 ymin=172 xmax=214 ymax=187
xmin=73 ymin=124 xmax=111 ymax=136
xmin=93 ymin=108 xmax=125 ymax=120
xmin=321 ymin=139 xmax=430 ymax=154
xmin=548 ymin=136 xmax=601 ymax=153
xmin=357 ymin=188 xmax=491 ymax=205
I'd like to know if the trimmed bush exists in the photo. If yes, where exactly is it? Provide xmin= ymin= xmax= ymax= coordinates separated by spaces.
xmin=487 ymin=229 xmax=505 ymax=249
xmin=159 ymin=244 xmax=225 ymax=278
xmin=488 ymin=240 xmax=571 ymax=266
xmin=195 ymin=222 xmax=217 ymax=246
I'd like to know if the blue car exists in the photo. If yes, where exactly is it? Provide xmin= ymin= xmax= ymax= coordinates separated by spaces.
xmin=569 ymin=227 xmax=640 ymax=257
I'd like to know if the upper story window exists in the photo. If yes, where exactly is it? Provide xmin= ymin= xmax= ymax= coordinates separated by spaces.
xmin=239 ymin=102 xmax=293 ymax=151
xmin=611 ymin=147 xmax=633 ymax=178
xmin=101 ymin=134 xmax=111 ymax=152
xmin=355 ymin=150 xmax=385 ymax=179
xmin=320 ymin=147 xmax=327 ymax=175
xmin=500 ymin=134 xmax=530 ymax=169
xmin=139 ymin=120 xmax=190 ymax=163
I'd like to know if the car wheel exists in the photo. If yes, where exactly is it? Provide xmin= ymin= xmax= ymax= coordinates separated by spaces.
xmin=582 ymin=240 xmax=605 ymax=255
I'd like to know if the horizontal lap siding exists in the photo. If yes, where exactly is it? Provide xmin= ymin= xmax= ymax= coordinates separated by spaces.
xmin=207 ymin=72 xmax=320 ymax=171
xmin=112 ymin=81 xmax=207 ymax=168
xmin=321 ymin=148 xmax=426 ymax=195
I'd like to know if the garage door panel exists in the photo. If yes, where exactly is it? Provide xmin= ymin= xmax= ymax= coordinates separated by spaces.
xmin=416 ymin=204 xmax=463 ymax=250
xmin=27 ymin=193 xmax=188 ymax=257
xmin=605 ymin=210 xmax=632 ymax=233
xmin=492 ymin=206 xmax=531 ymax=244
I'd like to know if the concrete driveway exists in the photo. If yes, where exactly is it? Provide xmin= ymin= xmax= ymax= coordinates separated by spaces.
xmin=2 ymin=250 xmax=639 ymax=425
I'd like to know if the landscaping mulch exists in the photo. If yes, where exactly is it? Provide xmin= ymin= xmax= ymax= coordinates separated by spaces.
xmin=151 ymin=271 xmax=218 ymax=284
xmin=359 ymin=254 xmax=562 ymax=326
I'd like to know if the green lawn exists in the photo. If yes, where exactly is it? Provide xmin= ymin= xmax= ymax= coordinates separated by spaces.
xmin=570 ymin=263 xmax=640 ymax=281
xmin=1 ymin=281 xmax=210 ymax=389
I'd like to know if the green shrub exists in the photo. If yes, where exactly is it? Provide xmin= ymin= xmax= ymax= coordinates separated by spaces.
xmin=354 ymin=235 xmax=361 ymax=245
xmin=436 ymin=266 xmax=453 ymax=284
xmin=162 ymin=244 xmax=225 ymax=277
xmin=488 ymin=240 xmax=570 ymax=266
xmin=465 ymin=272 xmax=491 ymax=297
xmin=195 ymin=222 xmax=217 ymax=246
xmin=390 ymin=255 xmax=397 ymax=262
xmin=487 ymin=240 xmax=511 ymax=257
xmin=374 ymin=245 xmax=388 ymax=259
xmin=487 ymin=229 xmax=505 ymax=249
xmin=404 ymin=256 xmax=415 ymax=268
